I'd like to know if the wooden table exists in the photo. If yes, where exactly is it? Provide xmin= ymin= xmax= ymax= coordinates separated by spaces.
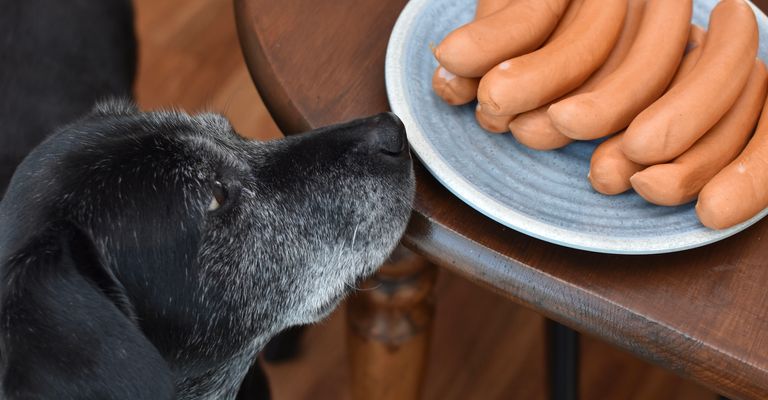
xmin=234 ymin=1 xmax=768 ymax=399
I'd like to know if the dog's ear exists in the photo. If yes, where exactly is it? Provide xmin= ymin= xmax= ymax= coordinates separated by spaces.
xmin=0 ymin=222 xmax=175 ymax=399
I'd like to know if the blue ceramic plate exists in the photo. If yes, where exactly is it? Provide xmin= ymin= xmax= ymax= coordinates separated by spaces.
xmin=386 ymin=0 xmax=768 ymax=254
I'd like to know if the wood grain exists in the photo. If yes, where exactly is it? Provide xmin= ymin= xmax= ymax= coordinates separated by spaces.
xmin=234 ymin=0 xmax=768 ymax=398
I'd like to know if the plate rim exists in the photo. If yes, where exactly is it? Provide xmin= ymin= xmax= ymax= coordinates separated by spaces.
xmin=385 ymin=0 xmax=768 ymax=255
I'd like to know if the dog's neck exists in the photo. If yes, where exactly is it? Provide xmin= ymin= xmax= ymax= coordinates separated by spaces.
xmin=173 ymin=338 xmax=266 ymax=400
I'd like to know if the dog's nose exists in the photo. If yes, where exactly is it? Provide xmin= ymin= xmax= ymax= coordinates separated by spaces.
xmin=370 ymin=112 xmax=407 ymax=156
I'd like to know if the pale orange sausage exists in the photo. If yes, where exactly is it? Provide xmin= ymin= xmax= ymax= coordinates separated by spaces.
xmin=474 ymin=0 xmax=511 ymax=19
xmin=432 ymin=66 xmax=479 ymax=106
xmin=432 ymin=0 xmax=511 ymax=105
xmin=475 ymin=105 xmax=513 ymax=133
xmin=688 ymin=23 xmax=706 ymax=47
xmin=696 ymin=82 xmax=768 ymax=229
xmin=668 ymin=26 xmax=706 ymax=86
xmin=588 ymin=31 xmax=705 ymax=195
xmin=632 ymin=60 xmax=768 ymax=206
xmin=588 ymin=133 xmax=644 ymax=195
xmin=508 ymin=111 xmax=574 ymax=150
xmin=547 ymin=0 xmax=692 ymax=141
xmin=509 ymin=0 xmax=645 ymax=150
xmin=622 ymin=0 xmax=759 ymax=165
xmin=476 ymin=0 xmax=627 ymax=116
xmin=434 ymin=0 xmax=570 ymax=78
xmin=546 ymin=0 xmax=585 ymax=42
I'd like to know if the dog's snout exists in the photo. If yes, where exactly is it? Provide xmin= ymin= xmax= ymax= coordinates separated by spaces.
xmin=370 ymin=112 xmax=406 ymax=156
xmin=308 ymin=112 xmax=410 ymax=161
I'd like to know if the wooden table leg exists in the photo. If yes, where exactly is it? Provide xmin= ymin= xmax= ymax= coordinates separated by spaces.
xmin=347 ymin=246 xmax=437 ymax=400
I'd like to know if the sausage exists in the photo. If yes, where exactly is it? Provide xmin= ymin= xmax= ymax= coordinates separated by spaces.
xmin=588 ymin=30 xmax=705 ymax=195
xmin=474 ymin=0 xmax=510 ymax=19
xmin=696 ymin=81 xmax=768 ymax=229
xmin=668 ymin=25 xmax=706 ymax=86
xmin=687 ymin=23 xmax=706 ymax=48
xmin=476 ymin=0 xmax=627 ymax=116
xmin=475 ymin=105 xmax=513 ymax=133
xmin=432 ymin=0 xmax=511 ymax=105
xmin=547 ymin=0 xmax=692 ymax=141
xmin=588 ymin=133 xmax=644 ymax=195
xmin=434 ymin=0 xmax=570 ymax=78
xmin=631 ymin=60 xmax=768 ymax=206
xmin=507 ymin=110 xmax=574 ymax=150
xmin=621 ymin=0 xmax=759 ymax=165
xmin=432 ymin=66 xmax=479 ymax=105
xmin=508 ymin=0 xmax=645 ymax=150
xmin=546 ymin=0 xmax=585 ymax=42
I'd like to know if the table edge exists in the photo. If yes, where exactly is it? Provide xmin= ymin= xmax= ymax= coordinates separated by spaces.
xmin=234 ymin=0 xmax=312 ymax=135
xmin=403 ymin=212 xmax=768 ymax=399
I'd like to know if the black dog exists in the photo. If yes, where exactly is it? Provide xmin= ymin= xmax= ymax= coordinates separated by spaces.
xmin=0 ymin=1 xmax=415 ymax=399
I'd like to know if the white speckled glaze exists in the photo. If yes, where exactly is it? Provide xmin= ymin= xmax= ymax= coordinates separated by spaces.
xmin=386 ymin=0 xmax=768 ymax=254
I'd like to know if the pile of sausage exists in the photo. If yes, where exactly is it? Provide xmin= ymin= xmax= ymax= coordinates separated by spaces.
xmin=432 ymin=0 xmax=768 ymax=230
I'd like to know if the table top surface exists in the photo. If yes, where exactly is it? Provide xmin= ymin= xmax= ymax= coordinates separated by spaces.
xmin=234 ymin=1 xmax=768 ymax=398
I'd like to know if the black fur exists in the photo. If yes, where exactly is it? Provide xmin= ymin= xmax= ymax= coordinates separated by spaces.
xmin=1 ymin=221 xmax=175 ymax=399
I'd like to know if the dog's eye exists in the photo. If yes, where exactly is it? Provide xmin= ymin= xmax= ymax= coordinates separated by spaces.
xmin=208 ymin=181 xmax=227 ymax=211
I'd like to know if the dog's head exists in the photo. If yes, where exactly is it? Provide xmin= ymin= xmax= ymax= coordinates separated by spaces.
xmin=0 ymin=101 xmax=414 ymax=399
